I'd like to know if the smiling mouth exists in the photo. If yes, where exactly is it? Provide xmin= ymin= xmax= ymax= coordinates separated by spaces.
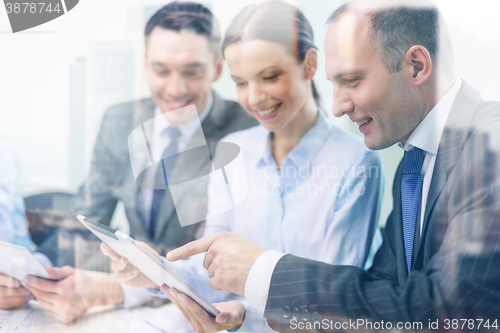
xmin=357 ymin=118 xmax=372 ymax=126
xmin=256 ymin=103 xmax=281 ymax=117
xmin=164 ymin=98 xmax=194 ymax=110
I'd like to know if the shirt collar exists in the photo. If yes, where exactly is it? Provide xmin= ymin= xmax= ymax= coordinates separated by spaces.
xmin=400 ymin=79 xmax=462 ymax=153
xmin=255 ymin=132 xmax=274 ymax=167
xmin=255 ymin=110 xmax=331 ymax=169
xmin=153 ymin=93 xmax=213 ymax=140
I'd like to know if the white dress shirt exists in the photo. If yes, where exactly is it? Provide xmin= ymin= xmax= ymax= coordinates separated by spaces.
xmin=244 ymin=79 xmax=463 ymax=310
xmin=402 ymin=79 xmax=462 ymax=234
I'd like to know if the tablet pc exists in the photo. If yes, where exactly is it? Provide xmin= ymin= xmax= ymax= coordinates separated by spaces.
xmin=76 ymin=215 xmax=220 ymax=317
xmin=0 ymin=241 xmax=51 ymax=281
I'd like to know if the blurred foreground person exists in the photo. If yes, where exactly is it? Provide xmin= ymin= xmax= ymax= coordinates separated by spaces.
xmin=0 ymin=138 xmax=35 ymax=310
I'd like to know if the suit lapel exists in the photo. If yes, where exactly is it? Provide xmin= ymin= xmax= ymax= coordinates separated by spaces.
xmin=129 ymin=99 xmax=156 ymax=175
xmin=130 ymin=99 xmax=155 ymax=239
xmin=415 ymin=81 xmax=482 ymax=260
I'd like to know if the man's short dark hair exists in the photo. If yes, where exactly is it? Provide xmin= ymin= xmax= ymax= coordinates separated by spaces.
xmin=328 ymin=3 xmax=453 ymax=74
xmin=145 ymin=1 xmax=221 ymax=59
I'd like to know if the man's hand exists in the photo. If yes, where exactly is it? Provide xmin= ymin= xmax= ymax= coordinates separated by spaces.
xmin=0 ymin=273 xmax=32 ymax=309
xmin=167 ymin=232 xmax=267 ymax=295
xmin=100 ymin=242 xmax=159 ymax=289
xmin=161 ymin=285 xmax=245 ymax=333
xmin=22 ymin=266 xmax=124 ymax=323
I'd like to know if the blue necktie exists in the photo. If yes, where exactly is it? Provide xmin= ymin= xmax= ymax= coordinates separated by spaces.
xmin=150 ymin=127 xmax=181 ymax=238
xmin=401 ymin=147 xmax=424 ymax=274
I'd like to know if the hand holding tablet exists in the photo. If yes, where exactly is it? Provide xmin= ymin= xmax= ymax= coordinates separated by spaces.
xmin=0 ymin=241 xmax=51 ymax=309
xmin=100 ymin=241 xmax=159 ymax=289
xmin=0 ymin=241 xmax=51 ymax=282
xmin=77 ymin=215 xmax=220 ymax=317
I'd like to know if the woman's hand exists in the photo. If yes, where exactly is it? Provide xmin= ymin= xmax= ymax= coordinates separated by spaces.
xmin=161 ymin=284 xmax=246 ymax=333
xmin=100 ymin=242 xmax=159 ymax=289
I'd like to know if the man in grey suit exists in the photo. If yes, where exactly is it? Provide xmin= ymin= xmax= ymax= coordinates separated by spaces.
xmin=161 ymin=1 xmax=500 ymax=332
xmin=22 ymin=2 xmax=256 ymax=323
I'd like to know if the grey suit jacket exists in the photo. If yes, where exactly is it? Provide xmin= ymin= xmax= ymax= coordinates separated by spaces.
xmin=74 ymin=93 xmax=257 ymax=255
xmin=264 ymin=81 xmax=500 ymax=331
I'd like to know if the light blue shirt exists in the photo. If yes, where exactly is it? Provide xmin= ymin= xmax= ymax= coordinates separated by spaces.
xmin=207 ymin=110 xmax=382 ymax=265
xmin=151 ymin=110 xmax=383 ymax=331
xmin=0 ymin=138 xmax=34 ymax=250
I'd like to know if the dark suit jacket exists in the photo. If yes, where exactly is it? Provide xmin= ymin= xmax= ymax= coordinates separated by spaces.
xmin=264 ymin=81 xmax=500 ymax=331
xmin=73 ymin=93 xmax=257 ymax=256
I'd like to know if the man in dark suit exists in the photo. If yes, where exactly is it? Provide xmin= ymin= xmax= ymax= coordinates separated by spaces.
xmin=164 ymin=2 xmax=500 ymax=332
xmin=22 ymin=2 xmax=256 ymax=323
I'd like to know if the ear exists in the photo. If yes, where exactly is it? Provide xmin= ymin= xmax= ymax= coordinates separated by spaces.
xmin=212 ymin=56 xmax=224 ymax=82
xmin=303 ymin=48 xmax=318 ymax=80
xmin=402 ymin=45 xmax=432 ymax=86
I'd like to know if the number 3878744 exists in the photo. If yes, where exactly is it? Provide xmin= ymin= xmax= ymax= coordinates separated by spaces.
xmin=5 ymin=2 xmax=62 ymax=14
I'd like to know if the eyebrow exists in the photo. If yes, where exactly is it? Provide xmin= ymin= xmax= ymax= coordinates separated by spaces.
xmin=256 ymin=66 xmax=280 ymax=76
xmin=151 ymin=62 xmax=205 ymax=69
xmin=183 ymin=62 xmax=205 ymax=68
xmin=332 ymin=70 xmax=365 ymax=81
xmin=231 ymin=66 xmax=281 ymax=81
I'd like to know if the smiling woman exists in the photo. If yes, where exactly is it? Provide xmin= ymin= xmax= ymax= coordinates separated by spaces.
xmin=223 ymin=0 xmax=322 ymax=129
xmin=224 ymin=39 xmax=314 ymax=137
xmin=221 ymin=1 xmax=324 ymax=167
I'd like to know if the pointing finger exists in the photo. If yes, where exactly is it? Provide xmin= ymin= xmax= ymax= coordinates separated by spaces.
xmin=166 ymin=233 xmax=221 ymax=262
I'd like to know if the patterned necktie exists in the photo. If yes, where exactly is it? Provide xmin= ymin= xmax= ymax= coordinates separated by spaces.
xmin=150 ymin=126 xmax=182 ymax=238
xmin=401 ymin=147 xmax=424 ymax=274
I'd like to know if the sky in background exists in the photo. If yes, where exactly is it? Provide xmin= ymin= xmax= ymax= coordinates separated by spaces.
xmin=0 ymin=0 xmax=499 ymax=225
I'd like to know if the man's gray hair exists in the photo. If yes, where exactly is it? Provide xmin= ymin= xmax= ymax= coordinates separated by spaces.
xmin=327 ymin=1 xmax=454 ymax=74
